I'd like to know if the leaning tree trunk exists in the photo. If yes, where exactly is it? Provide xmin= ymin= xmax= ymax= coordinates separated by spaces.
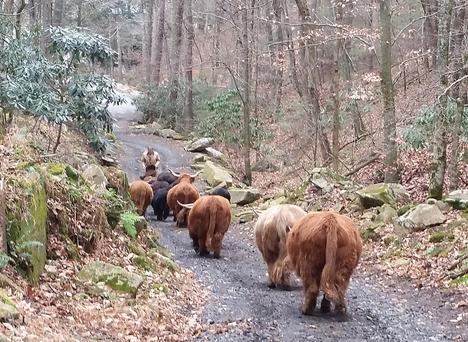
xmin=380 ymin=0 xmax=399 ymax=182
xmin=151 ymin=0 xmax=165 ymax=85
xmin=241 ymin=0 xmax=252 ymax=185
xmin=429 ymin=0 xmax=454 ymax=199
xmin=447 ymin=0 xmax=465 ymax=191
xmin=183 ymin=0 xmax=194 ymax=132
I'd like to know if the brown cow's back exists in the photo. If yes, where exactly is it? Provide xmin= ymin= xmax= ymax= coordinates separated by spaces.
xmin=167 ymin=182 xmax=199 ymax=225
xmin=188 ymin=195 xmax=231 ymax=258
xmin=287 ymin=211 xmax=362 ymax=315
xmin=129 ymin=180 xmax=153 ymax=217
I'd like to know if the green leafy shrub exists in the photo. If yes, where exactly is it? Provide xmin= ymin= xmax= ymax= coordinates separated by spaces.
xmin=119 ymin=211 xmax=142 ymax=239
xmin=0 ymin=26 xmax=124 ymax=152
xmin=404 ymin=99 xmax=468 ymax=149
xmin=195 ymin=89 xmax=271 ymax=149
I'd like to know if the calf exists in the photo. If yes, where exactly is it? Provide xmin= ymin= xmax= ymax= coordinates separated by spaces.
xmin=209 ymin=186 xmax=231 ymax=202
xmin=179 ymin=195 xmax=231 ymax=258
xmin=286 ymin=211 xmax=362 ymax=316
xmin=151 ymin=187 xmax=170 ymax=221
xmin=129 ymin=180 xmax=153 ymax=217
xmin=254 ymin=204 xmax=306 ymax=289
xmin=166 ymin=169 xmax=200 ymax=227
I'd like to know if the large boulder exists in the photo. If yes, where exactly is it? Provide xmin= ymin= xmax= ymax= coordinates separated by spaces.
xmin=6 ymin=169 xmax=48 ymax=284
xmin=374 ymin=204 xmax=398 ymax=224
xmin=77 ymin=261 xmax=144 ymax=298
xmin=131 ymin=122 xmax=163 ymax=135
xmin=252 ymin=158 xmax=279 ymax=172
xmin=185 ymin=137 xmax=214 ymax=152
xmin=202 ymin=161 xmax=233 ymax=187
xmin=395 ymin=203 xmax=446 ymax=232
xmin=82 ymin=164 xmax=107 ymax=194
xmin=356 ymin=183 xmax=401 ymax=209
xmin=444 ymin=190 xmax=468 ymax=210
xmin=159 ymin=128 xmax=184 ymax=140
xmin=102 ymin=166 xmax=130 ymax=199
xmin=230 ymin=188 xmax=261 ymax=205
xmin=205 ymin=147 xmax=225 ymax=160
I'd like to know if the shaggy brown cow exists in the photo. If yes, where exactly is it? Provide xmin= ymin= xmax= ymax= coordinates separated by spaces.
xmin=141 ymin=147 xmax=160 ymax=169
xmin=166 ymin=169 xmax=200 ymax=227
xmin=179 ymin=195 xmax=231 ymax=258
xmin=129 ymin=180 xmax=153 ymax=217
xmin=286 ymin=211 xmax=362 ymax=316
xmin=254 ymin=204 xmax=306 ymax=289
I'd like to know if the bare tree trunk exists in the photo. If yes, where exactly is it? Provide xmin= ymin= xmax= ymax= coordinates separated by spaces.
xmin=143 ymin=0 xmax=153 ymax=82
xmin=41 ymin=0 xmax=52 ymax=49
xmin=151 ymin=0 xmax=165 ymax=85
xmin=272 ymin=0 xmax=284 ymax=109
xmin=116 ymin=26 xmax=123 ymax=80
xmin=15 ymin=0 xmax=26 ymax=39
xmin=429 ymin=0 xmax=454 ymax=199
xmin=283 ymin=0 xmax=302 ymax=98
xmin=294 ymin=0 xmax=332 ymax=162
xmin=380 ymin=0 xmax=399 ymax=182
xmin=76 ymin=0 xmax=83 ymax=26
xmin=52 ymin=0 xmax=64 ymax=26
xmin=211 ymin=0 xmax=221 ymax=85
xmin=447 ymin=0 xmax=465 ymax=190
xmin=0 ymin=178 xmax=6 ymax=253
xmin=331 ymin=60 xmax=340 ymax=171
xmin=420 ymin=0 xmax=440 ymax=69
xmin=183 ymin=0 xmax=194 ymax=132
xmin=169 ymin=0 xmax=185 ymax=106
xmin=241 ymin=0 xmax=252 ymax=185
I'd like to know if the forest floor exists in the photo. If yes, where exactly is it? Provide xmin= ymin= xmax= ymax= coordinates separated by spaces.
xmin=112 ymin=89 xmax=468 ymax=341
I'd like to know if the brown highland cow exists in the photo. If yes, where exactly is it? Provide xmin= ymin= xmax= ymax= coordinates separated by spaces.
xmin=129 ymin=180 xmax=153 ymax=217
xmin=179 ymin=195 xmax=231 ymax=258
xmin=286 ymin=211 xmax=362 ymax=316
xmin=166 ymin=169 xmax=200 ymax=227
xmin=254 ymin=204 xmax=306 ymax=289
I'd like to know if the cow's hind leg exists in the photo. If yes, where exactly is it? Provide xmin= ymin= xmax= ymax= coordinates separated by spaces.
xmin=198 ymin=238 xmax=208 ymax=256
xmin=266 ymin=262 xmax=276 ymax=288
xmin=189 ymin=232 xmax=199 ymax=253
xmin=213 ymin=247 xmax=221 ymax=259
xmin=301 ymin=277 xmax=320 ymax=315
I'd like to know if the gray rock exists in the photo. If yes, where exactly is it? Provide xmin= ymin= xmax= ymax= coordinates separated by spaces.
xmin=0 ymin=302 xmax=19 ymax=320
xmin=202 ymin=161 xmax=233 ymax=187
xmin=375 ymin=204 xmax=398 ymax=224
xmin=186 ymin=137 xmax=214 ymax=152
xmin=205 ymin=147 xmax=225 ymax=160
xmin=356 ymin=183 xmax=396 ymax=209
xmin=230 ymin=188 xmax=261 ymax=205
xmin=78 ymin=261 xmax=144 ymax=297
xmin=252 ymin=159 xmax=279 ymax=172
xmin=395 ymin=203 xmax=446 ymax=232
xmin=443 ymin=190 xmax=468 ymax=210
xmin=426 ymin=198 xmax=451 ymax=213
xmin=82 ymin=164 xmax=107 ymax=194
xmin=159 ymin=128 xmax=184 ymax=140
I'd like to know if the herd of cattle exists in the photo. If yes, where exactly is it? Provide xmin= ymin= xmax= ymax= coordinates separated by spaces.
xmin=128 ymin=147 xmax=363 ymax=317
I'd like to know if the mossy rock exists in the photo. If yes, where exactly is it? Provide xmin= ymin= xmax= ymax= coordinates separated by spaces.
xmin=202 ymin=161 xmax=233 ymax=187
xmin=147 ymin=249 xmax=177 ymax=272
xmin=0 ymin=302 xmax=19 ymax=321
xmin=128 ymin=240 xmax=146 ymax=256
xmin=46 ymin=163 xmax=66 ymax=176
xmin=103 ymin=166 xmax=130 ymax=199
xmin=443 ymin=190 xmax=468 ymax=210
xmin=133 ymin=255 xmax=156 ymax=272
xmin=64 ymin=235 xmax=80 ymax=260
xmin=77 ymin=261 xmax=144 ymax=297
xmin=6 ymin=168 xmax=48 ymax=284
xmin=451 ymin=274 xmax=468 ymax=286
xmin=356 ymin=183 xmax=396 ymax=209
xmin=374 ymin=204 xmax=397 ymax=224
xmin=429 ymin=231 xmax=449 ymax=243
xmin=425 ymin=243 xmax=453 ymax=257
xmin=360 ymin=222 xmax=385 ymax=241
xmin=0 ymin=289 xmax=16 ymax=308
xmin=397 ymin=204 xmax=413 ymax=216
xmin=65 ymin=165 xmax=80 ymax=181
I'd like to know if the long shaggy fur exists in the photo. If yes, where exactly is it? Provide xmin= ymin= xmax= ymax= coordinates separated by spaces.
xmin=286 ymin=211 xmax=362 ymax=316
xmin=187 ymin=195 xmax=231 ymax=258
xmin=254 ymin=204 xmax=306 ymax=289
xmin=166 ymin=174 xmax=199 ymax=226
xmin=129 ymin=180 xmax=153 ymax=217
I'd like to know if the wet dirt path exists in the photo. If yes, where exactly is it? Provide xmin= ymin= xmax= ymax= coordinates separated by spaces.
xmin=110 ymin=94 xmax=466 ymax=341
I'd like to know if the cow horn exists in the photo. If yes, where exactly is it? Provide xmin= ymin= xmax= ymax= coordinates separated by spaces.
xmin=168 ymin=168 xmax=181 ymax=177
xmin=190 ymin=170 xmax=201 ymax=178
xmin=177 ymin=200 xmax=194 ymax=209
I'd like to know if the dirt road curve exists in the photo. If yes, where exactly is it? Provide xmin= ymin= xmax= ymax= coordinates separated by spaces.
xmin=110 ymin=95 xmax=466 ymax=341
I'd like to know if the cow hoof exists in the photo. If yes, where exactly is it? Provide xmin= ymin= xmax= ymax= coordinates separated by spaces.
xmin=335 ymin=312 xmax=348 ymax=322
xmin=267 ymin=282 xmax=276 ymax=289
xmin=301 ymin=304 xmax=315 ymax=316
xmin=213 ymin=252 xmax=220 ymax=259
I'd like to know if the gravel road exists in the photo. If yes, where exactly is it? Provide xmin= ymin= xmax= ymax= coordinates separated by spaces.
xmin=110 ymin=95 xmax=466 ymax=342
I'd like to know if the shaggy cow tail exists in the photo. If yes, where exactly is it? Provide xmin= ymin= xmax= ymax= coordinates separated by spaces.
xmin=320 ymin=214 xmax=338 ymax=301
xmin=206 ymin=204 xmax=218 ymax=251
